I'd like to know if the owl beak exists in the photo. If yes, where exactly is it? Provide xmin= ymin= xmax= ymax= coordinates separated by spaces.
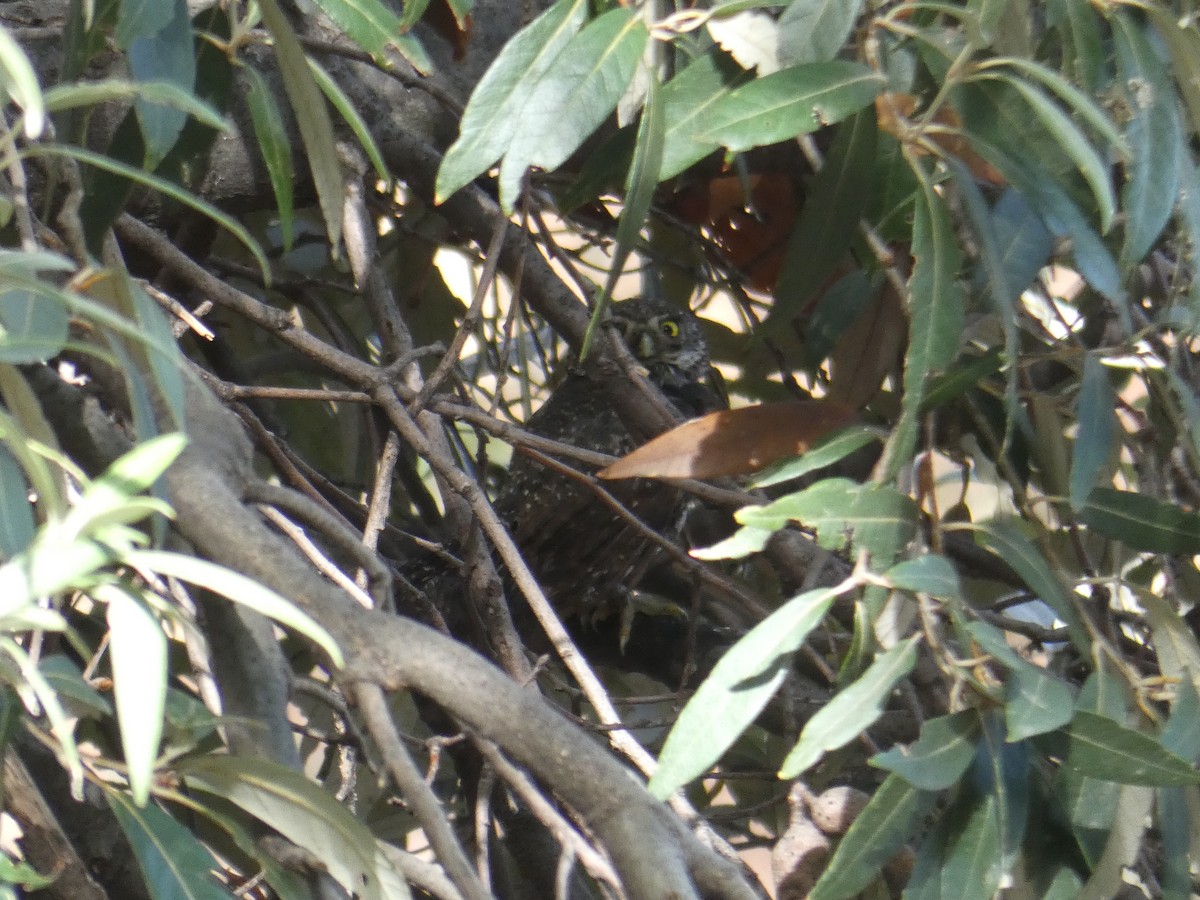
xmin=635 ymin=330 xmax=656 ymax=360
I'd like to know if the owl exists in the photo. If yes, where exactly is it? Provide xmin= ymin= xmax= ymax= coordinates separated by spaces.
xmin=494 ymin=297 xmax=723 ymax=623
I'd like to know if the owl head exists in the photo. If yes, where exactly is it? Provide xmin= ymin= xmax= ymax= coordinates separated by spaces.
xmin=608 ymin=298 xmax=711 ymax=391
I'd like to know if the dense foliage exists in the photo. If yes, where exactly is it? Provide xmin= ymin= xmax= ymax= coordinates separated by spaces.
xmin=0 ymin=0 xmax=1198 ymax=898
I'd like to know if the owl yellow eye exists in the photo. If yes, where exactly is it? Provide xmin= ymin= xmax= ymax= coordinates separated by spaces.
xmin=659 ymin=318 xmax=681 ymax=338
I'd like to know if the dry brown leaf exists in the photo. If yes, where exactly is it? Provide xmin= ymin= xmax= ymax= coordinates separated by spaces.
xmin=598 ymin=400 xmax=856 ymax=480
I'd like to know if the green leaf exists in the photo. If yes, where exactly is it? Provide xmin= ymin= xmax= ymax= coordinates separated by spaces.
xmin=39 ymin=655 xmax=112 ymax=718
xmin=498 ymin=8 xmax=648 ymax=211
xmin=871 ymin=710 xmax=981 ymax=790
xmin=0 ymin=26 xmax=45 ymax=138
xmin=1080 ymin=488 xmax=1200 ymax=555
xmin=179 ymin=755 xmax=380 ymax=900
xmin=1162 ymin=676 xmax=1200 ymax=764
xmin=44 ymin=79 xmax=228 ymax=131
xmin=1048 ymin=711 xmax=1200 ymax=786
xmin=115 ymin=0 xmax=173 ymax=48
xmin=1141 ymin=591 xmax=1200 ymax=714
xmin=1146 ymin=7 xmax=1200 ymax=140
xmin=967 ymin=620 xmax=1074 ymax=741
xmin=243 ymin=66 xmax=295 ymax=251
xmin=128 ymin=0 xmax=194 ymax=167
xmin=953 ymin=80 xmax=1124 ymax=305
xmin=29 ymin=145 xmax=270 ymax=283
xmin=880 ymin=166 xmax=964 ymax=478
xmin=780 ymin=635 xmax=921 ymax=777
xmin=104 ymin=585 xmax=167 ymax=807
xmin=772 ymin=110 xmax=877 ymax=325
xmin=751 ymin=424 xmax=881 ymax=488
xmin=972 ymin=520 xmax=1089 ymax=652
xmin=0 ymin=444 xmax=33 ymax=559
xmin=436 ymin=0 xmax=587 ymax=203
xmin=63 ymin=433 xmax=186 ymax=537
xmin=1158 ymin=786 xmax=1193 ymax=899
xmin=310 ymin=0 xmax=402 ymax=57
xmin=648 ymin=585 xmax=841 ymax=798
xmin=1069 ymin=354 xmax=1116 ymax=510
xmin=659 ymin=49 xmax=750 ymax=180
xmin=106 ymin=791 xmax=231 ymax=900
xmin=307 ymin=57 xmax=390 ymax=185
xmin=776 ymin=0 xmax=865 ymax=66
xmin=1112 ymin=10 xmax=1184 ymax=268
xmin=0 ymin=286 xmax=68 ymax=363
xmin=581 ymin=63 xmax=665 ymax=357
xmin=258 ymin=0 xmax=344 ymax=255
xmin=125 ymin=550 xmax=343 ymax=668
xmin=689 ymin=524 xmax=774 ymax=560
xmin=949 ymin=165 xmax=1022 ymax=445
xmin=886 ymin=554 xmax=962 ymax=599
xmin=738 ymin=478 xmax=918 ymax=564
xmin=809 ymin=772 xmax=937 ymax=900
xmin=698 ymin=60 xmax=883 ymax=152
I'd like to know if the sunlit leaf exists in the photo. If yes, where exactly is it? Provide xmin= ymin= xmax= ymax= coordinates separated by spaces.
xmin=103 ymin=584 xmax=167 ymax=807
xmin=1080 ymin=488 xmax=1200 ymax=555
xmin=498 ymin=8 xmax=647 ymax=210
xmin=649 ymin=586 xmax=842 ymax=798
xmin=180 ymin=755 xmax=380 ymax=899
xmin=107 ymin=791 xmax=230 ymax=900
xmin=780 ymin=635 xmax=920 ymax=777
xmin=436 ymin=0 xmax=587 ymax=203
xmin=699 ymin=61 xmax=883 ymax=152
xmin=872 ymin=710 xmax=981 ymax=790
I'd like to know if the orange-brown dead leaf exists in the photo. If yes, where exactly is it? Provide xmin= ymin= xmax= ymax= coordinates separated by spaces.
xmin=598 ymin=400 xmax=856 ymax=480
xmin=670 ymin=173 xmax=797 ymax=293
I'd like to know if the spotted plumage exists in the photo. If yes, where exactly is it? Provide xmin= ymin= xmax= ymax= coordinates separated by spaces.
xmin=495 ymin=297 xmax=723 ymax=620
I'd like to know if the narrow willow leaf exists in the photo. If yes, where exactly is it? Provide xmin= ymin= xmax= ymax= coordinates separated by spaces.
xmin=125 ymin=550 xmax=343 ymax=667
xmin=690 ymin=524 xmax=774 ymax=560
xmin=751 ymin=424 xmax=881 ymax=488
xmin=1112 ymin=10 xmax=1184 ymax=268
xmin=103 ymin=585 xmax=167 ymax=807
xmin=1052 ymin=712 xmax=1200 ymax=786
xmin=880 ymin=163 xmax=965 ymax=478
xmin=128 ymin=0 xmax=194 ymax=167
xmin=649 ymin=586 xmax=841 ymax=798
xmin=106 ymin=792 xmax=231 ymax=900
xmin=310 ymin=0 xmax=402 ymax=58
xmin=0 ymin=445 xmax=33 ymax=558
xmin=1080 ymin=488 xmax=1200 ymax=555
xmin=0 ymin=25 xmax=45 ymax=138
xmin=307 ymin=58 xmax=390 ymax=185
xmin=886 ymin=554 xmax=962 ymax=600
xmin=44 ymin=79 xmax=228 ymax=131
xmin=772 ymin=110 xmax=877 ymax=325
xmin=28 ymin=146 xmax=270 ymax=282
xmin=0 ymin=286 xmax=68 ymax=363
xmin=699 ymin=60 xmax=883 ymax=152
xmin=968 ymin=621 xmax=1074 ymax=740
xmin=776 ymin=0 xmax=865 ymax=66
xmin=1069 ymin=354 xmax=1116 ymax=510
xmin=581 ymin=67 xmax=664 ymax=358
xmin=871 ymin=710 xmax=981 ymax=790
xmin=180 ymin=756 xmax=382 ymax=900
xmin=972 ymin=520 xmax=1089 ymax=651
xmin=809 ymin=773 xmax=937 ymax=900
xmin=498 ymin=8 xmax=647 ymax=211
xmin=436 ymin=0 xmax=587 ymax=203
xmin=738 ymin=477 xmax=917 ymax=564
xmin=1141 ymin=591 xmax=1200 ymax=709
xmin=660 ymin=48 xmax=750 ymax=180
xmin=243 ymin=66 xmax=295 ymax=251
xmin=258 ymin=0 xmax=344 ymax=255
xmin=964 ymin=71 xmax=1113 ymax=232
xmin=780 ymin=635 xmax=920 ymax=777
